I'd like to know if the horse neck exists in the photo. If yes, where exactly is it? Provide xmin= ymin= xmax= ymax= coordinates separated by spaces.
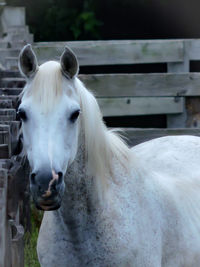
xmin=60 ymin=131 xmax=99 ymax=226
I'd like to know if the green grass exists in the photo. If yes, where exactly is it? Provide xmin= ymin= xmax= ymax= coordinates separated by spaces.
xmin=24 ymin=206 xmax=43 ymax=267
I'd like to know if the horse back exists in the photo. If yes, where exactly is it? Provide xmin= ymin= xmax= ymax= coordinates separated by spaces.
xmin=132 ymin=135 xmax=200 ymax=266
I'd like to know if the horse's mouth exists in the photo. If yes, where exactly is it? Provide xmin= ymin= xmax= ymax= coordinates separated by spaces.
xmin=35 ymin=200 xmax=61 ymax=211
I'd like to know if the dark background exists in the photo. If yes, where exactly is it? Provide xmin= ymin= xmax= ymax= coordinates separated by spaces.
xmin=7 ymin=0 xmax=200 ymax=128
xmin=6 ymin=0 xmax=200 ymax=41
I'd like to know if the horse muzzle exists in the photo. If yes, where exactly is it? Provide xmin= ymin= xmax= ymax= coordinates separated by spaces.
xmin=30 ymin=170 xmax=65 ymax=211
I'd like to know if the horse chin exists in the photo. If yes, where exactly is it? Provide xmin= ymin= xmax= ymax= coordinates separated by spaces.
xmin=34 ymin=200 xmax=61 ymax=211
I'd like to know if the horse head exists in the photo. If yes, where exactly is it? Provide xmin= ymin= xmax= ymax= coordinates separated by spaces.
xmin=18 ymin=45 xmax=81 ymax=210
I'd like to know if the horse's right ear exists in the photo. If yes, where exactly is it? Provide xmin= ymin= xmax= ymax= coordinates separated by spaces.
xmin=18 ymin=44 xmax=38 ymax=79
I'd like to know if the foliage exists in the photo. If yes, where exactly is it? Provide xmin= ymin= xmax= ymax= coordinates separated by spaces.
xmin=6 ymin=0 xmax=102 ymax=41
xmin=70 ymin=10 xmax=102 ymax=40
xmin=24 ymin=205 xmax=43 ymax=267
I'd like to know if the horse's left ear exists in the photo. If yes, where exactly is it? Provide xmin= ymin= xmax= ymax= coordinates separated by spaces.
xmin=60 ymin=46 xmax=79 ymax=79
xmin=18 ymin=44 xmax=38 ymax=79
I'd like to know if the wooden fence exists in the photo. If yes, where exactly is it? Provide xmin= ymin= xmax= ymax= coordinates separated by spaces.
xmin=1 ymin=39 xmax=200 ymax=266
xmin=33 ymin=39 xmax=200 ymax=132
xmin=0 ymin=82 xmax=29 ymax=267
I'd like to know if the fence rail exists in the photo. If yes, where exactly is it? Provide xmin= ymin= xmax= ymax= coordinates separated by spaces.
xmin=34 ymin=39 xmax=184 ymax=65
xmin=79 ymin=73 xmax=200 ymax=97
xmin=33 ymin=39 xmax=200 ymax=64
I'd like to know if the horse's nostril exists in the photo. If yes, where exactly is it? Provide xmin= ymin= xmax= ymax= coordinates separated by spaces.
xmin=31 ymin=173 xmax=36 ymax=185
xmin=58 ymin=172 xmax=63 ymax=184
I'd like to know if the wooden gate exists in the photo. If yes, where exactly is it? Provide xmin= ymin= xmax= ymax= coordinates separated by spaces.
xmin=0 ymin=83 xmax=29 ymax=267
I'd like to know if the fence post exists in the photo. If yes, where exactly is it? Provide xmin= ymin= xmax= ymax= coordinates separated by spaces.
xmin=10 ymin=216 xmax=24 ymax=267
xmin=0 ymin=168 xmax=12 ymax=267
xmin=167 ymin=40 xmax=190 ymax=128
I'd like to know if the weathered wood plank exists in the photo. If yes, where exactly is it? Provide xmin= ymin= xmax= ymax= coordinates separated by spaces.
xmin=8 ymin=121 xmax=21 ymax=155
xmin=0 ymin=77 xmax=25 ymax=88
xmin=0 ymin=109 xmax=16 ymax=116
xmin=167 ymin=40 xmax=190 ymax=72
xmin=7 ymin=156 xmax=30 ymax=222
xmin=10 ymin=219 xmax=24 ymax=267
xmin=0 ymin=124 xmax=10 ymax=131
xmin=0 ymin=95 xmax=19 ymax=100
xmin=167 ymin=42 xmax=190 ymax=128
xmin=0 ymin=109 xmax=16 ymax=121
xmin=80 ymin=73 xmax=200 ymax=97
xmin=3 ymin=72 xmax=200 ymax=98
xmin=0 ymin=131 xmax=9 ymax=144
xmin=123 ymin=127 xmax=200 ymax=146
xmin=0 ymin=116 xmax=16 ymax=122
xmin=97 ymin=97 xmax=184 ymax=117
xmin=0 ymin=99 xmax=13 ymax=108
xmin=0 ymin=120 xmax=18 ymax=126
xmin=0 ymin=95 xmax=19 ymax=108
xmin=0 ymin=123 xmax=20 ymax=155
xmin=0 ymin=88 xmax=22 ymax=96
xmin=2 ymin=70 xmax=200 ymax=99
xmin=188 ymin=39 xmax=200 ymax=60
xmin=0 ymin=126 xmax=11 ymax=157
xmin=0 ymin=168 xmax=11 ymax=267
xmin=0 ymin=70 xmax=22 ymax=78
xmin=34 ymin=40 xmax=184 ymax=66
xmin=0 ymin=144 xmax=9 ymax=158
xmin=0 ymin=160 xmax=10 ymax=169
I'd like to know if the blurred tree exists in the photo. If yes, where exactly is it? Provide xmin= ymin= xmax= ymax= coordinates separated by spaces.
xmin=6 ymin=0 xmax=102 ymax=41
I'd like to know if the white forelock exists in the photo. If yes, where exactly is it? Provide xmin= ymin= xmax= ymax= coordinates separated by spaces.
xmin=22 ymin=61 xmax=63 ymax=113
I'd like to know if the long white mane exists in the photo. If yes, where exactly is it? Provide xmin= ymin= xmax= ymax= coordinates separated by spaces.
xmin=22 ymin=61 xmax=131 ymax=189
xmin=74 ymin=78 xmax=130 ymax=186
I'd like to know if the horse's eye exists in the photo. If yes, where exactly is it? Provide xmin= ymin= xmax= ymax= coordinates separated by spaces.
xmin=69 ymin=110 xmax=80 ymax=123
xmin=17 ymin=109 xmax=27 ymax=121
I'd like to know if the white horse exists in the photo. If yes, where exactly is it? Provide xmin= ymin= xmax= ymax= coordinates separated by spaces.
xmin=18 ymin=44 xmax=200 ymax=267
